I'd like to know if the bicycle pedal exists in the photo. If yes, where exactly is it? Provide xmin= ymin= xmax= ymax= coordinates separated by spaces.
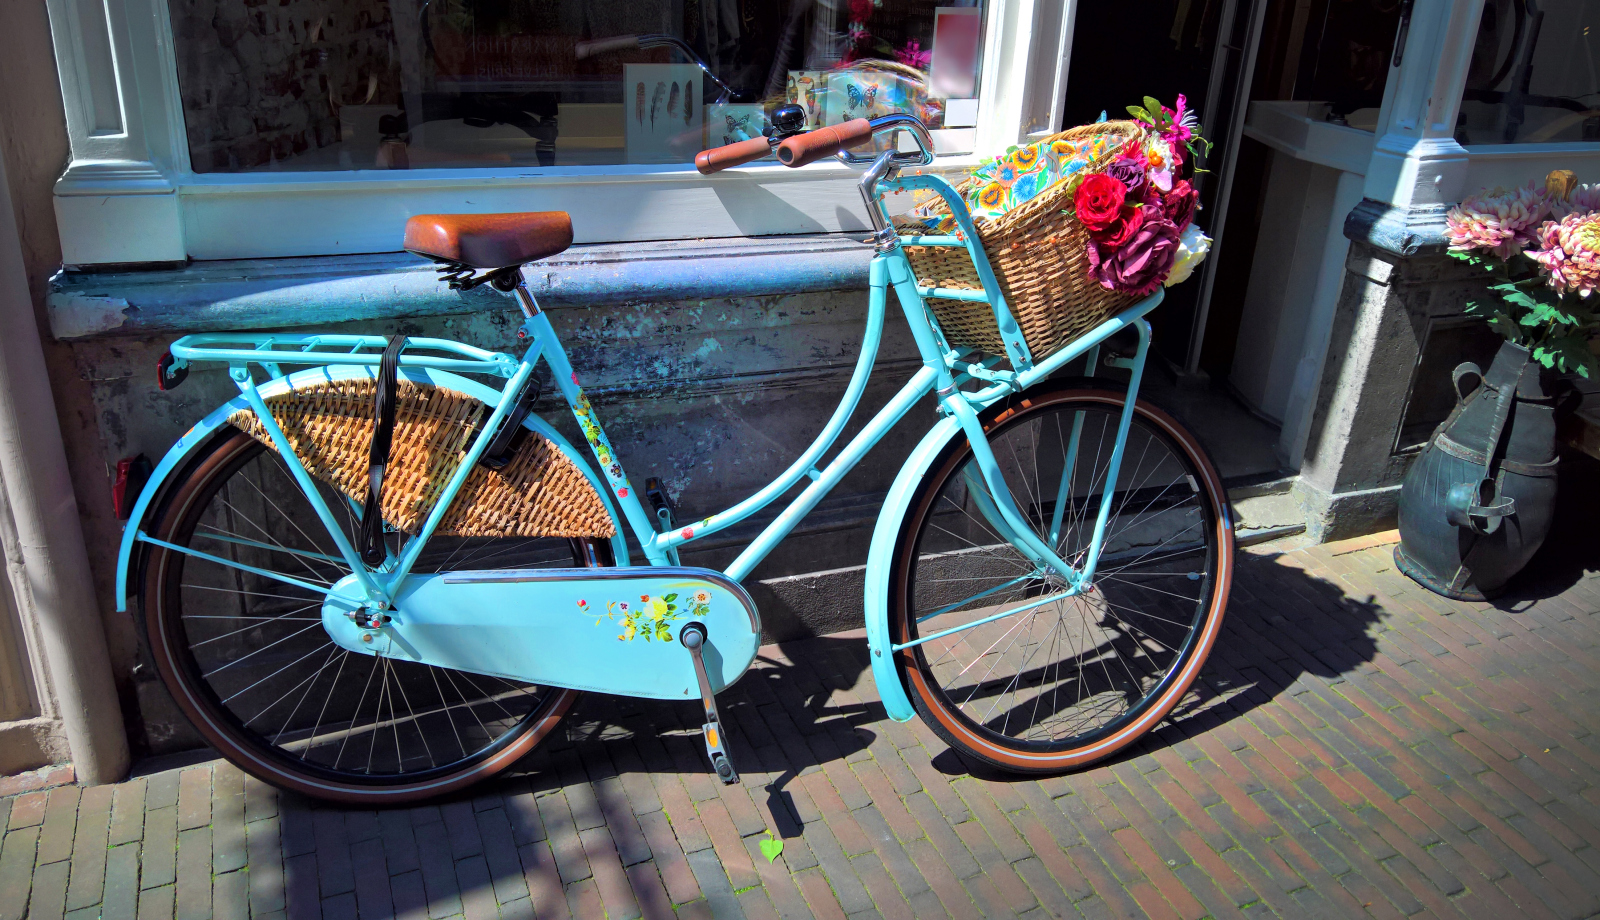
xmin=702 ymin=721 xmax=738 ymax=784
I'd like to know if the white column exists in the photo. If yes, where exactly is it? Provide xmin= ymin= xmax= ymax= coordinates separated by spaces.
xmin=1361 ymin=0 xmax=1486 ymax=213
xmin=45 ymin=0 xmax=184 ymax=265
xmin=0 ymin=122 xmax=131 ymax=784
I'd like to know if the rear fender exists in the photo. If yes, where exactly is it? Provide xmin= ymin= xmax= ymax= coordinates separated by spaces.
xmin=115 ymin=364 xmax=630 ymax=612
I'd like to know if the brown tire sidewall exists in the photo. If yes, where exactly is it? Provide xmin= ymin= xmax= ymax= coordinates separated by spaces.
xmin=890 ymin=382 xmax=1234 ymax=773
xmin=140 ymin=427 xmax=585 ymax=804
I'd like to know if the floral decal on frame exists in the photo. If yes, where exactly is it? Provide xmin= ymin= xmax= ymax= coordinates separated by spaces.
xmin=577 ymin=590 xmax=712 ymax=643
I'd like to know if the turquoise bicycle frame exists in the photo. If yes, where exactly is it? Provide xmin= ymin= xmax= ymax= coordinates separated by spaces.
xmin=115 ymin=169 xmax=1163 ymax=725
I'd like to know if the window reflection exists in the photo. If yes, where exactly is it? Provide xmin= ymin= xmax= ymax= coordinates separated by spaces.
xmin=168 ymin=0 xmax=985 ymax=173
xmin=1458 ymin=0 xmax=1600 ymax=145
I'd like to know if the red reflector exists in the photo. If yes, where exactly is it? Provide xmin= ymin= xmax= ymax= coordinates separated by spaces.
xmin=113 ymin=455 xmax=153 ymax=520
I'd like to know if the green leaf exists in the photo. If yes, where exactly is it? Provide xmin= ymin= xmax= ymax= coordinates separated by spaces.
xmin=663 ymin=593 xmax=678 ymax=602
xmin=759 ymin=835 xmax=784 ymax=862
xmin=1125 ymin=105 xmax=1154 ymax=123
xmin=1144 ymin=96 xmax=1164 ymax=117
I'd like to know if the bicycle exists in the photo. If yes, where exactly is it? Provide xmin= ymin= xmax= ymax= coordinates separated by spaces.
xmin=117 ymin=112 xmax=1235 ymax=803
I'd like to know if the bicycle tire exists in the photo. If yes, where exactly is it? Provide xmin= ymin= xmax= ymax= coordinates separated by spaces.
xmin=139 ymin=427 xmax=615 ymax=803
xmin=888 ymin=379 xmax=1233 ymax=773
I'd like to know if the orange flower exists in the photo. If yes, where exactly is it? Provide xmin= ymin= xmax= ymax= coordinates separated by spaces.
xmin=978 ymin=182 xmax=1008 ymax=210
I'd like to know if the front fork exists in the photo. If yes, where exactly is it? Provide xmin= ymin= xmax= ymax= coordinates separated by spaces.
xmin=884 ymin=252 xmax=1152 ymax=596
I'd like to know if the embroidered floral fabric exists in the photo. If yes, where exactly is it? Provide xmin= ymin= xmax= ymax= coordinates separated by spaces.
xmin=900 ymin=133 xmax=1122 ymax=234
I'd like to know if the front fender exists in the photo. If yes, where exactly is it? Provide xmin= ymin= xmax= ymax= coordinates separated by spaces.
xmin=116 ymin=364 xmax=629 ymax=612
xmin=864 ymin=412 xmax=964 ymax=723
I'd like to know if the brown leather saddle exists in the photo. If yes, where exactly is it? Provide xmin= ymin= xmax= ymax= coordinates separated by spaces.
xmin=403 ymin=212 xmax=573 ymax=285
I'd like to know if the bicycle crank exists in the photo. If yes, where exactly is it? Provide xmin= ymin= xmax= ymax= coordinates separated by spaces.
xmin=680 ymin=622 xmax=739 ymax=784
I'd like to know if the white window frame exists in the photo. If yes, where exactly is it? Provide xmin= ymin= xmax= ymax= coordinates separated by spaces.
xmin=45 ymin=0 xmax=1078 ymax=266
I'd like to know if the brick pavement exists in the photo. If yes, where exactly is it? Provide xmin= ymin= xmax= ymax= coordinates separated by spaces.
xmin=5 ymin=532 xmax=1600 ymax=920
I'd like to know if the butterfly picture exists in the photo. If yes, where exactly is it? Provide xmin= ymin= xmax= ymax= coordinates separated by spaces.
xmin=846 ymin=82 xmax=879 ymax=112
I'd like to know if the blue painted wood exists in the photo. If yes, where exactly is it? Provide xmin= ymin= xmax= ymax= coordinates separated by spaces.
xmin=321 ymin=567 xmax=761 ymax=698
xmin=49 ymin=235 xmax=872 ymax=340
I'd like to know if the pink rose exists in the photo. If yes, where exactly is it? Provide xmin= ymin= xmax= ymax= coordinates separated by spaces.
xmin=1087 ymin=215 xmax=1182 ymax=296
xmin=1161 ymin=180 xmax=1198 ymax=231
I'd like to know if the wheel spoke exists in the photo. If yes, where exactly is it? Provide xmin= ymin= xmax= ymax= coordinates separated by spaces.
xmin=143 ymin=431 xmax=610 ymax=796
xmin=897 ymin=389 xmax=1229 ymax=761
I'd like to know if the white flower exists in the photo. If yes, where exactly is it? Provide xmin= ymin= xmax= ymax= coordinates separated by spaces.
xmin=1165 ymin=224 xmax=1211 ymax=286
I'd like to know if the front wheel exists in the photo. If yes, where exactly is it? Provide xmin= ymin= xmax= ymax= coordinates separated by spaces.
xmin=889 ymin=380 xmax=1233 ymax=773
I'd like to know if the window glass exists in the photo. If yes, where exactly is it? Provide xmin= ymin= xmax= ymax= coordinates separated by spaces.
xmin=168 ymin=0 xmax=985 ymax=173
xmin=1458 ymin=0 xmax=1600 ymax=144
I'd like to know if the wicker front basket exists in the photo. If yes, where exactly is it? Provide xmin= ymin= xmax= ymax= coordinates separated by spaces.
xmin=230 ymin=378 xmax=616 ymax=540
xmin=899 ymin=120 xmax=1148 ymax=359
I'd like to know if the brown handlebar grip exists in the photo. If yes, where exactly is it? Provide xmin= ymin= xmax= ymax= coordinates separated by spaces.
xmin=695 ymin=136 xmax=773 ymax=174
xmin=776 ymin=119 xmax=874 ymax=167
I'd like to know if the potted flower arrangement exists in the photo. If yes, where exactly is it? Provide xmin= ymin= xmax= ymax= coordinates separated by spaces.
xmin=1394 ymin=170 xmax=1600 ymax=600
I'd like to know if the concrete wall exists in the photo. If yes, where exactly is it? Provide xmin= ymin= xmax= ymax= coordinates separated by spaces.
xmin=1293 ymin=240 xmax=1487 ymax=541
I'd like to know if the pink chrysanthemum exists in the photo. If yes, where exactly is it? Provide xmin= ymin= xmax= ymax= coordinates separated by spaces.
xmin=1550 ymin=182 xmax=1600 ymax=219
xmin=1527 ymin=211 xmax=1600 ymax=298
xmin=1446 ymin=183 xmax=1549 ymax=259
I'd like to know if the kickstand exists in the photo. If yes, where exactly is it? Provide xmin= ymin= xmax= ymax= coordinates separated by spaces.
xmin=679 ymin=622 xmax=739 ymax=784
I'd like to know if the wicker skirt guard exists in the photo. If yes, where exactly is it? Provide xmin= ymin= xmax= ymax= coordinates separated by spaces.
xmin=229 ymin=378 xmax=616 ymax=540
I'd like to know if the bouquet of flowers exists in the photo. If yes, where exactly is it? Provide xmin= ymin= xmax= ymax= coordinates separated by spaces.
xmin=905 ymin=95 xmax=1213 ymax=295
xmin=1445 ymin=170 xmax=1600 ymax=378
xmin=1072 ymin=96 xmax=1212 ymax=296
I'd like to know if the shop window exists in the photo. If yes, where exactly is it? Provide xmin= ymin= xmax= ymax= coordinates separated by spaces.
xmin=1458 ymin=0 xmax=1600 ymax=144
xmin=167 ymin=0 xmax=986 ymax=174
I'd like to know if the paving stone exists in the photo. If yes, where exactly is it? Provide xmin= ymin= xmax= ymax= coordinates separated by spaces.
xmin=64 ymin=784 xmax=112 ymax=911
xmin=29 ymin=858 xmax=68 ymax=920
xmin=177 ymin=767 xmax=212 ymax=831
xmin=108 ymin=779 xmax=147 ymax=846
xmin=142 ymin=807 xmax=178 ymax=891
xmin=102 ymin=844 xmax=140 ymax=920
xmin=174 ymin=826 xmax=212 ymax=920
xmin=139 ymin=883 xmax=176 ymax=920
xmin=247 ymin=816 xmax=286 ymax=915
xmin=6 ymin=793 xmax=46 ymax=831
xmin=211 ymin=769 xmax=246 ymax=876
xmin=213 ymin=869 xmax=249 ymax=920
xmin=35 ymin=785 xmax=81 ymax=866
xmin=684 ymin=847 xmax=747 ymax=920
xmin=282 ymin=853 xmax=320 ymax=920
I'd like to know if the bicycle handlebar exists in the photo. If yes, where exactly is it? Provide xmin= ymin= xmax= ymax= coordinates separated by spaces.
xmin=776 ymin=119 xmax=874 ymax=167
xmin=693 ymin=114 xmax=937 ymax=175
xmin=695 ymin=136 xmax=774 ymax=174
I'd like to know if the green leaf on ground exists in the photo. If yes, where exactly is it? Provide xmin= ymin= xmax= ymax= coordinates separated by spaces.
xmin=759 ymin=834 xmax=784 ymax=862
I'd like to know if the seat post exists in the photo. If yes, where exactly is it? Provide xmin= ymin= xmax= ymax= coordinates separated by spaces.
xmin=494 ymin=267 xmax=541 ymax=319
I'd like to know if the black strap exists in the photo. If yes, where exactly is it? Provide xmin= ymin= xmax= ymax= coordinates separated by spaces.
xmin=1444 ymin=357 xmax=1520 ymax=535
xmin=360 ymin=335 xmax=406 ymax=564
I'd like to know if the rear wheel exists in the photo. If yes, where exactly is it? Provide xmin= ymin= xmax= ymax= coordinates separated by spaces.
xmin=140 ymin=427 xmax=615 ymax=803
xmin=890 ymin=380 xmax=1233 ymax=773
